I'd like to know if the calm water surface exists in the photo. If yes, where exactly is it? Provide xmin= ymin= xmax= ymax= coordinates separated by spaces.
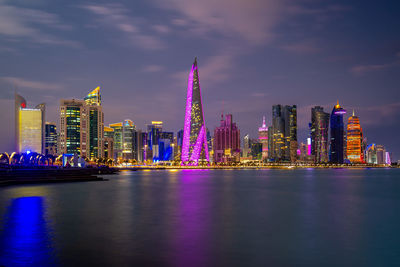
xmin=1 ymin=169 xmax=400 ymax=266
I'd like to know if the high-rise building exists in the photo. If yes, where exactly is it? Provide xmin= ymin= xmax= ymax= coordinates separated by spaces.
xmin=242 ymin=134 xmax=251 ymax=158
xmin=15 ymin=93 xmax=45 ymax=154
xmin=84 ymin=87 xmax=104 ymax=159
xmin=213 ymin=114 xmax=241 ymax=163
xmin=109 ymin=119 xmax=136 ymax=161
xmin=311 ymin=106 xmax=329 ymax=163
xmin=59 ymin=87 xmax=104 ymax=158
xmin=329 ymin=101 xmax=346 ymax=164
xmin=376 ymin=145 xmax=386 ymax=164
xmin=269 ymin=105 xmax=297 ymax=162
xmin=159 ymin=132 xmax=174 ymax=161
xmin=104 ymin=126 xmax=114 ymax=159
xmin=346 ymin=110 xmax=364 ymax=163
xmin=366 ymin=144 xmax=377 ymax=164
xmin=59 ymin=99 xmax=88 ymax=157
xmin=45 ymin=122 xmax=57 ymax=156
xmin=258 ymin=116 xmax=268 ymax=160
xmin=181 ymin=57 xmax=209 ymax=164
xmin=251 ymin=142 xmax=262 ymax=160
xmin=147 ymin=121 xmax=163 ymax=161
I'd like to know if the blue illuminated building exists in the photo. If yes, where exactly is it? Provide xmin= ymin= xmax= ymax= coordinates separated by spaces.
xmin=329 ymin=101 xmax=346 ymax=164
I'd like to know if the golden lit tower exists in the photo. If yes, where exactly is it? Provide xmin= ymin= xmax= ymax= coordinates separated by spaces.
xmin=346 ymin=110 xmax=363 ymax=163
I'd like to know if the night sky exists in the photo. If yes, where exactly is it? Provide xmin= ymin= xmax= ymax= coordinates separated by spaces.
xmin=0 ymin=0 xmax=399 ymax=159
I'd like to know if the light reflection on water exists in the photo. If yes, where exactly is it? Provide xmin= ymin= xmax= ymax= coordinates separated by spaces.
xmin=0 ymin=196 xmax=56 ymax=267
xmin=0 ymin=169 xmax=400 ymax=266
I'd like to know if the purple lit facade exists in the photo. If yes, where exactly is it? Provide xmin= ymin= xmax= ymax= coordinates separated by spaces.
xmin=213 ymin=114 xmax=241 ymax=163
xmin=181 ymin=57 xmax=209 ymax=165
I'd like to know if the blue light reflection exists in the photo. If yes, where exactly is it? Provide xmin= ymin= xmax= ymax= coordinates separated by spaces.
xmin=0 ymin=196 xmax=56 ymax=267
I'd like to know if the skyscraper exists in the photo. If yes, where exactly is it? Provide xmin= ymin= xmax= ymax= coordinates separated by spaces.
xmin=346 ymin=110 xmax=364 ymax=163
xmin=45 ymin=122 xmax=57 ymax=156
xmin=213 ymin=114 xmax=241 ymax=163
xmin=15 ymin=93 xmax=45 ymax=154
xmin=311 ymin=106 xmax=329 ymax=163
xmin=269 ymin=105 xmax=297 ymax=162
xmin=329 ymin=101 xmax=346 ymax=164
xmin=109 ymin=119 xmax=136 ymax=161
xmin=258 ymin=116 xmax=268 ymax=160
xmin=59 ymin=99 xmax=88 ymax=156
xmin=147 ymin=121 xmax=163 ymax=161
xmin=242 ymin=134 xmax=251 ymax=158
xmin=181 ymin=57 xmax=209 ymax=164
xmin=84 ymin=87 xmax=104 ymax=159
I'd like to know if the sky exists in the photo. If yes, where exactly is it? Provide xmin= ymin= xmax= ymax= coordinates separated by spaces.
xmin=0 ymin=0 xmax=399 ymax=159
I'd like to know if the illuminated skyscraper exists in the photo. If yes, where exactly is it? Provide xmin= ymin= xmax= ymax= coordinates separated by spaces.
xmin=213 ymin=114 xmax=241 ymax=163
xmin=45 ymin=122 xmax=57 ymax=155
xmin=15 ymin=93 xmax=45 ymax=154
xmin=329 ymin=101 xmax=346 ymax=164
xmin=258 ymin=116 xmax=268 ymax=160
xmin=311 ymin=106 xmax=329 ymax=163
xmin=84 ymin=87 xmax=104 ymax=159
xmin=269 ymin=105 xmax=297 ymax=162
xmin=242 ymin=134 xmax=251 ymax=158
xmin=109 ymin=119 xmax=136 ymax=160
xmin=346 ymin=110 xmax=364 ymax=163
xmin=59 ymin=99 xmax=88 ymax=156
xmin=181 ymin=57 xmax=209 ymax=164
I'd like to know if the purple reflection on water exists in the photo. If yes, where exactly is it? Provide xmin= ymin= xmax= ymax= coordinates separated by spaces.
xmin=171 ymin=170 xmax=212 ymax=267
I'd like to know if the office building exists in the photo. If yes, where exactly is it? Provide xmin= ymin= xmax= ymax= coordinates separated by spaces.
xmin=181 ymin=57 xmax=210 ymax=164
xmin=310 ymin=106 xmax=329 ymax=163
xmin=242 ymin=134 xmax=251 ymax=158
xmin=213 ymin=114 xmax=241 ymax=163
xmin=346 ymin=110 xmax=364 ymax=163
xmin=84 ymin=87 xmax=104 ymax=159
xmin=59 ymin=99 xmax=88 ymax=157
xmin=45 ymin=122 xmax=57 ymax=156
xmin=329 ymin=101 xmax=346 ymax=164
xmin=109 ymin=119 xmax=136 ymax=161
xmin=15 ymin=93 xmax=45 ymax=154
xmin=269 ymin=105 xmax=297 ymax=162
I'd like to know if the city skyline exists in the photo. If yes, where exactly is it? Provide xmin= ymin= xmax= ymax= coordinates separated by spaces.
xmin=0 ymin=0 xmax=399 ymax=159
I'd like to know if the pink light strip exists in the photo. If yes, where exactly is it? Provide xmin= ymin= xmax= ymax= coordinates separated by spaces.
xmin=181 ymin=64 xmax=194 ymax=162
xmin=197 ymin=65 xmax=209 ymax=162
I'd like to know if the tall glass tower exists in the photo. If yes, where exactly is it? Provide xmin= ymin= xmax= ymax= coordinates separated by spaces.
xmin=346 ymin=110 xmax=364 ymax=163
xmin=329 ymin=101 xmax=346 ymax=164
xmin=181 ymin=57 xmax=209 ymax=165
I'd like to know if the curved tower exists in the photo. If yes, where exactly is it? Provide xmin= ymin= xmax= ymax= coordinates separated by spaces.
xmin=181 ymin=57 xmax=209 ymax=165
xmin=329 ymin=101 xmax=346 ymax=163
xmin=346 ymin=110 xmax=363 ymax=163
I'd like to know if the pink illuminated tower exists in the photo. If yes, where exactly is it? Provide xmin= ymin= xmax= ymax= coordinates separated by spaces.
xmin=258 ymin=116 xmax=268 ymax=160
xmin=181 ymin=57 xmax=209 ymax=165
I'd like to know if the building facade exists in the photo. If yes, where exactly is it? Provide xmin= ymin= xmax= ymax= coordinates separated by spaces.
xmin=213 ymin=114 xmax=241 ymax=163
xmin=311 ymin=106 xmax=329 ymax=163
xmin=181 ymin=57 xmax=210 ymax=164
xmin=258 ymin=116 xmax=268 ymax=160
xmin=346 ymin=111 xmax=364 ymax=163
xmin=329 ymin=101 xmax=346 ymax=164
xmin=269 ymin=105 xmax=297 ymax=162
xmin=15 ymin=93 xmax=45 ymax=154
xmin=59 ymin=99 xmax=88 ymax=157
xmin=45 ymin=122 xmax=57 ymax=155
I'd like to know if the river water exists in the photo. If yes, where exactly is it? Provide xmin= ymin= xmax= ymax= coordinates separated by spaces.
xmin=1 ymin=169 xmax=400 ymax=266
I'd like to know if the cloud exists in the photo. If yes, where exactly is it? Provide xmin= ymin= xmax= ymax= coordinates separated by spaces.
xmin=350 ymin=52 xmax=400 ymax=75
xmin=80 ymin=3 xmax=165 ymax=50
xmin=281 ymin=40 xmax=321 ymax=54
xmin=172 ymin=51 xmax=236 ymax=86
xmin=350 ymin=63 xmax=393 ymax=75
xmin=1 ymin=77 xmax=63 ymax=91
xmin=143 ymin=65 xmax=164 ymax=72
xmin=155 ymin=0 xmax=288 ymax=45
xmin=0 ymin=1 xmax=80 ymax=47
